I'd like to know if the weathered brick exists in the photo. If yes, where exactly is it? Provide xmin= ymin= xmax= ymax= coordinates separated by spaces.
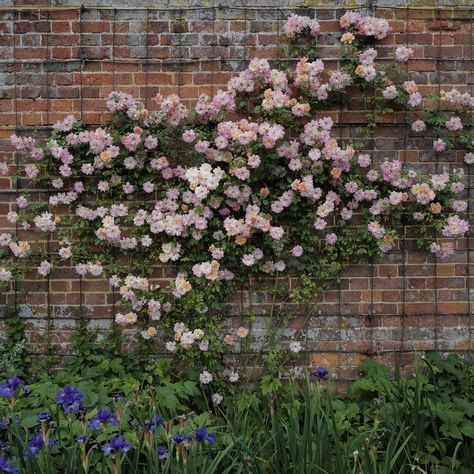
xmin=0 ymin=2 xmax=471 ymax=377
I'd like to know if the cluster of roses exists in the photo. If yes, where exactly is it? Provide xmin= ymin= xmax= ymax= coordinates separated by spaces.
xmin=0 ymin=12 xmax=472 ymax=369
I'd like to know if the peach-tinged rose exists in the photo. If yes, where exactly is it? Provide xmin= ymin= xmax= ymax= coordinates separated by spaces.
xmin=237 ymin=327 xmax=249 ymax=338
xmin=298 ymin=182 xmax=308 ymax=192
xmin=231 ymin=129 xmax=242 ymax=140
xmin=100 ymin=150 xmax=112 ymax=163
xmin=224 ymin=334 xmax=233 ymax=345
xmin=331 ymin=167 xmax=342 ymax=179
xmin=125 ymin=312 xmax=137 ymax=324
xmin=147 ymin=327 xmax=157 ymax=337
xmin=340 ymin=17 xmax=350 ymax=28
xmin=430 ymin=202 xmax=442 ymax=214
xmin=235 ymin=235 xmax=247 ymax=246
xmin=341 ymin=32 xmax=355 ymax=44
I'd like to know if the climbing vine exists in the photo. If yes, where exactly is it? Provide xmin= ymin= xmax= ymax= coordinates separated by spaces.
xmin=1 ymin=12 xmax=472 ymax=386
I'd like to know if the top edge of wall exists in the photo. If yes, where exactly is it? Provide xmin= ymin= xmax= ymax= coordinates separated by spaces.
xmin=0 ymin=0 xmax=473 ymax=11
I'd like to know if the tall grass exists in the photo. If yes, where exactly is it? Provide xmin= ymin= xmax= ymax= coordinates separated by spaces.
xmin=214 ymin=355 xmax=473 ymax=473
xmin=218 ymin=377 xmax=418 ymax=473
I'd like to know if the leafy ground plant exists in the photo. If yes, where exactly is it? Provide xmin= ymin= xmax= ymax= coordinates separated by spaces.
xmin=0 ymin=353 xmax=472 ymax=473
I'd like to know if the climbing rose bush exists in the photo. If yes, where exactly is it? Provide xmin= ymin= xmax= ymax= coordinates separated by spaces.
xmin=1 ymin=12 xmax=472 ymax=385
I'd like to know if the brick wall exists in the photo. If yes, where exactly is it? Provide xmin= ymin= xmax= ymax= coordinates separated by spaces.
xmin=0 ymin=0 xmax=473 ymax=382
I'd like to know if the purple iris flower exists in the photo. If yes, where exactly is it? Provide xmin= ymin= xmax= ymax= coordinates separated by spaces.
xmin=195 ymin=427 xmax=216 ymax=445
xmin=24 ymin=435 xmax=56 ymax=457
xmin=0 ymin=455 xmax=18 ymax=474
xmin=25 ymin=435 xmax=44 ymax=456
xmin=172 ymin=434 xmax=192 ymax=444
xmin=102 ymin=436 xmax=132 ymax=456
xmin=0 ymin=419 xmax=10 ymax=430
xmin=157 ymin=446 xmax=168 ymax=460
xmin=145 ymin=414 xmax=165 ymax=432
xmin=55 ymin=385 xmax=83 ymax=412
xmin=311 ymin=367 xmax=328 ymax=379
xmin=76 ymin=435 xmax=89 ymax=443
xmin=38 ymin=412 xmax=50 ymax=422
xmin=0 ymin=375 xmax=26 ymax=398
xmin=90 ymin=407 xmax=118 ymax=429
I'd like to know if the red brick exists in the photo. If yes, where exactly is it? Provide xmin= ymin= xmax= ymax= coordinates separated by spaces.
xmin=0 ymin=4 xmax=470 ymax=375
xmin=395 ymin=33 xmax=433 ymax=45
xmin=82 ymin=22 xmax=111 ymax=33
xmin=51 ymin=22 xmax=71 ymax=34
xmin=426 ymin=21 xmax=461 ymax=31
